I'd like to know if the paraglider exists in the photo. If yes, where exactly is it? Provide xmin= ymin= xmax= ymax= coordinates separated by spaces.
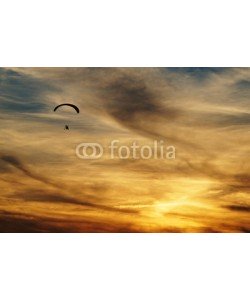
xmin=53 ymin=103 xmax=80 ymax=130
xmin=53 ymin=103 xmax=80 ymax=114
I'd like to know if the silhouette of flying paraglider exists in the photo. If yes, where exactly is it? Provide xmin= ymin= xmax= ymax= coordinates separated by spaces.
xmin=53 ymin=103 xmax=80 ymax=130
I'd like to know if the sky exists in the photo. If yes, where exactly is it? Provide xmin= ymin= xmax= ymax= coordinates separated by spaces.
xmin=0 ymin=67 xmax=249 ymax=232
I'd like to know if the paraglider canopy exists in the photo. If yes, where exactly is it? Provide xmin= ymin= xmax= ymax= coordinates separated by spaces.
xmin=53 ymin=103 xmax=80 ymax=113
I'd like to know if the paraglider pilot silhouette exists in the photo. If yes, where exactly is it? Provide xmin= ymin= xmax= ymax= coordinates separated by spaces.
xmin=53 ymin=103 xmax=80 ymax=130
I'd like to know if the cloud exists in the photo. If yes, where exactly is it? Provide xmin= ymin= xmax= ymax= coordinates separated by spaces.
xmin=223 ymin=204 xmax=250 ymax=212
xmin=0 ymin=209 xmax=139 ymax=233
xmin=10 ymin=189 xmax=138 ymax=214
xmin=163 ymin=67 xmax=228 ymax=81
xmin=0 ymin=68 xmax=59 ymax=113
xmin=1 ymin=155 xmax=57 ymax=187
xmin=1 ymin=155 xmax=138 ymax=214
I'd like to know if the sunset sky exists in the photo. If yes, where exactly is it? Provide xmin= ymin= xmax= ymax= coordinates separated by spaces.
xmin=0 ymin=67 xmax=249 ymax=232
